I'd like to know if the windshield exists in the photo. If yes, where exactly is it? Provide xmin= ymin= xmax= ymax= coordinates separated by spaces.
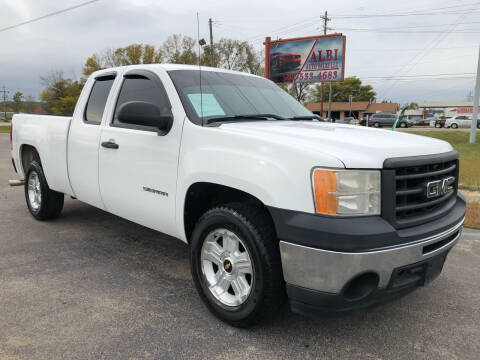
xmin=168 ymin=69 xmax=313 ymax=125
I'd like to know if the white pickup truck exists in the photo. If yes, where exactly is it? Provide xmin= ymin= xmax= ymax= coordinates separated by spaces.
xmin=11 ymin=64 xmax=465 ymax=326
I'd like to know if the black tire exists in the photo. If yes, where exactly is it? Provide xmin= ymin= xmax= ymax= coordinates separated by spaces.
xmin=399 ymin=122 xmax=407 ymax=128
xmin=451 ymin=123 xmax=458 ymax=129
xmin=24 ymin=161 xmax=64 ymax=220
xmin=190 ymin=202 xmax=285 ymax=327
xmin=373 ymin=122 xmax=380 ymax=128
xmin=477 ymin=123 xmax=480 ymax=129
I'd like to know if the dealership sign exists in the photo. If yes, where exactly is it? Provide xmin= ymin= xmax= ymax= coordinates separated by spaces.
xmin=264 ymin=34 xmax=346 ymax=83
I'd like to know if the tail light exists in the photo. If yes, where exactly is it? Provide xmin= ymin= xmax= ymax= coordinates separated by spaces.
xmin=9 ymin=123 xmax=13 ymax=149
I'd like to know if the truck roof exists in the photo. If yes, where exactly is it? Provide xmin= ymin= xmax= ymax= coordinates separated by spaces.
xmin=92 ymin=64 xmax=263 ymax=79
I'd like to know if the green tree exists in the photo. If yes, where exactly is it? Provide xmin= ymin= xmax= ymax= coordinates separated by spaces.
xmin=208 ymin=38 xmax=263 ymax=74
xmin=23 ymin=95 xmax=36 ymax=113
xmin=406 ymin=102 xmax=419 ymax=110
xmin=82 ymin=44 xmax=164 ymax=77
xmin=12 ymin=91 xmax=24 ymax=113
xmin=162 ymin=34 xmax=197 ymax=64
xmin=40 ymin=71 xmax=82 ymax=115
xmin=278 ymin=83 xmax=312 ymax=103
xmin=313 ymin=76 xmax=376 ymax=102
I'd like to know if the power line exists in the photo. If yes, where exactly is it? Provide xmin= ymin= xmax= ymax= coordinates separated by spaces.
xmin=0 ymin=0 xmax=102 ymax=34
xmin=334 ymin=29 xmax=480 ymax=34
xmin=349 ymin=46 xmax=476 ymax=52
xmin=335 ymin=21 xmax=480 ymax=31
xmin=360 ymin=72 xmax=475 ymax=79
xmin=379 ymin=10 xmax=469 ymax=97
xmin=332 ymin=8 xmax=480 ymax=19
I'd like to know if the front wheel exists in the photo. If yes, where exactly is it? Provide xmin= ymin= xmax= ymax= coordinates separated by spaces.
xmin=25 ymin=161 xmax=64 ymax=220
xmin=451 ymin=123 xmax=458 ymax=129
xmin=190 ymin=203 xmax=285 ymax=327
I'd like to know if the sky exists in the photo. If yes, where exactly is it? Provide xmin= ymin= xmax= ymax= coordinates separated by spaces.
xmin=0 ymin=0 xmax=479 ymax=104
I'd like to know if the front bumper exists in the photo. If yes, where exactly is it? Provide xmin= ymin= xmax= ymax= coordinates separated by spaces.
xmin=268 ymin=196 xmax=465 ymax=315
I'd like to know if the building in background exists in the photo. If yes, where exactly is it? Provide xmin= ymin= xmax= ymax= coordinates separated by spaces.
xmin=418 ymin=102 xmax=480 ymax=117
xmin=305 ymin=101 xmax=399 ymax=120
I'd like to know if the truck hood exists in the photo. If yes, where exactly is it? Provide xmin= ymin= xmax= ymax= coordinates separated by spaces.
xmin=219 ymin=121 xmax=453 ymax=168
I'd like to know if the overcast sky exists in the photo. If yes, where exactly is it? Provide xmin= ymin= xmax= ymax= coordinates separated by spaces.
xmin=1 ymin=0 xmax=479 ymax=104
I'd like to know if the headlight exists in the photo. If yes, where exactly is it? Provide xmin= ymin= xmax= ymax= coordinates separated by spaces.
xmin=311 ymin=168 xmax=381 ymax=216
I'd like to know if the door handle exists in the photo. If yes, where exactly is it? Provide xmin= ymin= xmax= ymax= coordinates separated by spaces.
xmin=101 ymin=141 xmax=119 ymax=149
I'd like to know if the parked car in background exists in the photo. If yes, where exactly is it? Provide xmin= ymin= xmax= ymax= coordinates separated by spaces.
xmin=343 ymin=116 xmax=357 ymax=124
xmin=335 ymin=116 xmax=356 ymax=124
xmin=370 ymin=113 xmax=411 ymax=128
xmin=434 ymin=117 xmax=449 ymax=128
xmin=445 ymin=115 xmax=478 ymax=129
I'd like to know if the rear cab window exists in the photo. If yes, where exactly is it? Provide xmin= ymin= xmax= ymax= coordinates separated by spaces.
xmin=84 ymin=75 xmax=116 ymax=125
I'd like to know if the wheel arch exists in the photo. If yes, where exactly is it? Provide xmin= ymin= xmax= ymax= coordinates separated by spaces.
xmin=20 ymin=144 xmax=42 ymax=175
xmin=182 ymin=182 xmax=275 ymax=244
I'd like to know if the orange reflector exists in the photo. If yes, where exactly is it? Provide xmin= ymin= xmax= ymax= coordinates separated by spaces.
xmin=313 ymin=169 xmax=338 ymax=214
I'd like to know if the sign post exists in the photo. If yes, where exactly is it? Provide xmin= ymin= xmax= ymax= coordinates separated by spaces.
xmin=470 ymin=45 xmax=480 ymax=144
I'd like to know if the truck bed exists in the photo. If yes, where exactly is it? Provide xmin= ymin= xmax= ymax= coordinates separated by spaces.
xmin=11 ymin=114 xmax=74 ymax=196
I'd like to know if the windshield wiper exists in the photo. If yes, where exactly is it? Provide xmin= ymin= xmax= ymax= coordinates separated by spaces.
xmin=289 ymin=115 xmax=325 ymax=121
xmin=205 ymin=113 xmax=286 ymax=125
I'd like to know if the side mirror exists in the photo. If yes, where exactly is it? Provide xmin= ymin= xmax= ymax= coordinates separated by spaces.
xmin=117 ymin=101 xmax=173 ymax=135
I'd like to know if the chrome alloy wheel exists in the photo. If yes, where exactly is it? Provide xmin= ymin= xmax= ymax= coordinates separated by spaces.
xmin=201 ymin=229 xmax=254 ymax=307
xmin=27 ymin=171 xmax=42 ymax=211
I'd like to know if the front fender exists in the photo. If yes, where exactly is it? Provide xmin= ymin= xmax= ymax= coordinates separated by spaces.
xmin=175 ymin=120 xmax=344 ymax=240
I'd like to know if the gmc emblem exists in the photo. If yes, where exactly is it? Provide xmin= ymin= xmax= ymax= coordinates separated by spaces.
xmin=426 ymin=176 xmax=455 ymax=198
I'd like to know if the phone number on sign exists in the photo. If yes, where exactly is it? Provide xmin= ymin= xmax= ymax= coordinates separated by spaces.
xmin=282 ymin=71 xmax=338 ymax=82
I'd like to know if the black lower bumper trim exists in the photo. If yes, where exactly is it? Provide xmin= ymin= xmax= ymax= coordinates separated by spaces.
xmin=287 ymin=250 xmax=449 ymax=316
xmin=288 ymin=285 xmax=417 ymax=317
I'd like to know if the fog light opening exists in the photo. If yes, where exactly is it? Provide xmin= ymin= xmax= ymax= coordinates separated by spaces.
xmin=342 ymin=272 xmax=379 ymax=301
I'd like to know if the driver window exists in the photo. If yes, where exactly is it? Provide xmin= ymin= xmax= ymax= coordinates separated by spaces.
xmin=113 ymin=75 xmax=170 ymax=126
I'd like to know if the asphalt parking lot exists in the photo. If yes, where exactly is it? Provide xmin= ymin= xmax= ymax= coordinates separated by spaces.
xmin=1 ymin=133 xmax=479 ymax=360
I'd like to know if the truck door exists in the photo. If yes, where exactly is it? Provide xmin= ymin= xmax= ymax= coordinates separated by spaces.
xmin=68 ymin=74 xmax=116 ymax=209
xmin=98 ymin=69 xmax=181 ymax=236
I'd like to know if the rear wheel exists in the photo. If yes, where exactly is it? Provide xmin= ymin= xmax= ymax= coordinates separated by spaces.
xmin=399 ymin=122 xmax=407 ymax=128
xmin=190 ymin=203 xmax=285 ymax=327
xmin=373 ymin=122 xmax=380 ymax=128
xmin=24 ymin=161 xmax=64 ymax=220
xmin=451 ymin=123 xmax=458 ymax=129
xmin=435 ymin=123 xmax=441 ymax=128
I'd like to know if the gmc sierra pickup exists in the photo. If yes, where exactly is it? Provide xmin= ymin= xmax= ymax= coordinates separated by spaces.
xmin=10 ymin=64 xmax=465 ymax=327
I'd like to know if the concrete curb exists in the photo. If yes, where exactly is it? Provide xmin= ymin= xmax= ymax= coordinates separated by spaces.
xmin=459 ymin=184 xmax=480 ymax=191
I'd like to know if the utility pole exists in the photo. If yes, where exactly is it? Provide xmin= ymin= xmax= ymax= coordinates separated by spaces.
xmin=319 ymin=11 xmax=330 ymax=118
xmin=470 ymin=45 xmax=480 ymax=144
xmin=1 ymin=86 xmax=9 ymax=121
xmin=209 ymin=18 xmax=214 ymax=67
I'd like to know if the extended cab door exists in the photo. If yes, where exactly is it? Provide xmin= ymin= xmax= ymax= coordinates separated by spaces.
xmin=98 ymin=69 xmax=181 ymax=236
xmin=68 ymin=73 xmax=117 ymax=209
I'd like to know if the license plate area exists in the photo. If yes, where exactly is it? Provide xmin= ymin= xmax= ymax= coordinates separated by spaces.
xmin=389 ymin=251 xmax=449 ymax=289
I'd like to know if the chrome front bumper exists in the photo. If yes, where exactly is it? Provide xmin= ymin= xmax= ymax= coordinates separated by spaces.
xmin=279 ymin=219 xmax=464 ymax=294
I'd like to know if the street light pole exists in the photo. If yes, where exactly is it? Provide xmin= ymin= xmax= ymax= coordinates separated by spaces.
xmin=209 ymin=18 xmax=214 ymax=67
xmin=470 ymin=45 xmax=480 ymax=144
xmin=349 ymin=94 xmax=353 ymax=117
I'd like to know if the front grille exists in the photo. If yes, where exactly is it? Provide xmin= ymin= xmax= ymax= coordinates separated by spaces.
xmin=382 ymin=151 xmax=459 ymax=228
